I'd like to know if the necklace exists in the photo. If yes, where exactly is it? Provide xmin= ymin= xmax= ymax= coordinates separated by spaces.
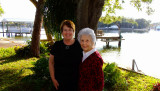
xmin=65 ymin=45 xmax=70 ymax=50
xmin=63 ymin=39 xmax=75 ymax=50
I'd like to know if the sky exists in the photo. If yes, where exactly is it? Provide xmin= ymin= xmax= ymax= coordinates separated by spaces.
xmin=0 ymin=0 xmax=36 ymax=21
xmin=0 ymin=0 xmax=160 ymax=23
xmin=114 ymin=0 xmax=160 ymax=23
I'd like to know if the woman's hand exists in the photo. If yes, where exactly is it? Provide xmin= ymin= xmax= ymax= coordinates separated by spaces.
xmin=49 ymin=55 xmax=59 ymax=90
xmin=52 ymin=79 xmax=59 ymax=90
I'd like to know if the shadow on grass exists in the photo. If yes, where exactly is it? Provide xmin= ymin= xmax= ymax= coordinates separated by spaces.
xmin=0 ymin=68 xmax=24 ymax=91
xmin=3 ymin=74 xmax=56 ymax=91
xmin=0 ymin=55 xmax=33 ymax=65
xmin=0 ymin=56 xmax=55 ymax=91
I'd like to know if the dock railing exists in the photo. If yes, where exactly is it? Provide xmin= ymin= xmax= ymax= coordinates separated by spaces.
xmin=132 ymin=59 xmax=141 ymax=72
xmin=96 ymin=30 xmax=124 ymax=47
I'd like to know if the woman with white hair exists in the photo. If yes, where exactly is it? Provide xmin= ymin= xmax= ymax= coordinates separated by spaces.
xmin=78 ymin=28 xmax=104 ymax=91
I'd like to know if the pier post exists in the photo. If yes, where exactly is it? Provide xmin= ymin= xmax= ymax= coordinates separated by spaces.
xmin=118 ymin=40 xmax=121 ymax=48
xmin=118 ymin=27 xmax=121 ymax=48
xmin=132 ymin=59 xmax=140 ymax=72
xmin=2 ymin=22 xmax=4 ymax=37
xmin=106 ymin=41 xmax=109 ymax=48
xmin=132 ymin=59 xmax=135 ymax=71
xmin=6 ymin=22 xmax=10 ymax=37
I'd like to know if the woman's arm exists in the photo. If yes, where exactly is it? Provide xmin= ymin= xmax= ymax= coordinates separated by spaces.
xmin=92 ymin=58 xmax=104 ymax=91
xmin=49 ymin=54 xmax=59 ymax=90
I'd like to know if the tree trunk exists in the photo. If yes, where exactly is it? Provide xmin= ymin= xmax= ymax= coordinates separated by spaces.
xmin=30 ymin=0 xmax=45 ymax=57
xmin=44 ymin=25 xmax=54 ymax=44
xmin=75 ymin=0 xmax=104 ymax=38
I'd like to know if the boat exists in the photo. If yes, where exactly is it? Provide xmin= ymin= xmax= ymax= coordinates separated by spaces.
xmin=155 ymin=26 xmax=160 ymax=31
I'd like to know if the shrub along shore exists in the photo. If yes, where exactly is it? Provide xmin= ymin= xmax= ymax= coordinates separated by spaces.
xmin=0 ymin=43 xmax=160 ymax=91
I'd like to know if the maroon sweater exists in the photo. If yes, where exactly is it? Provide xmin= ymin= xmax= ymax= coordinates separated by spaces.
xmin=78 ymin=51 xmax=104 ymax=91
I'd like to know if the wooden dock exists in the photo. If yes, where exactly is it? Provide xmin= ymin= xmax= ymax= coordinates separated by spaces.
xmin=0 ymin=31 xmax=31 ymax=37
xmin=96 ymin=30 xmax=124 ymax=47
xmin=1 ymin=18 xmax=33 ymax=37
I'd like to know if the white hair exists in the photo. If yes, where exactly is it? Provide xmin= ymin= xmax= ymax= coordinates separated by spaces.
xmin=77 ymin=28 xmax=96 ymax=44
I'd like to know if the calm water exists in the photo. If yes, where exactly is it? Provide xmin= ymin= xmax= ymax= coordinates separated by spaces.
xmin=96 ymin=30 xmax=160 ymax=79
xmin=0 ymin=29 xmax=160 ymax=78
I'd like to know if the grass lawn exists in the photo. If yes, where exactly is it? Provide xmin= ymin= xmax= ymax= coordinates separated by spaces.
xmin=0 ymin=56 xmax=38 ymax=90
xmin=118 ymin=68 xmax=160 ymax=91
xmin=0 ymin=47 xmax=160 ymax=91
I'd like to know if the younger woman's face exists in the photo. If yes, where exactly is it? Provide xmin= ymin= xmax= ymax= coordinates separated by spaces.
xmin=62 ymin=25 xmax=74 ymax=40
xmin=80 ymin=35 xmax=94 ymax=53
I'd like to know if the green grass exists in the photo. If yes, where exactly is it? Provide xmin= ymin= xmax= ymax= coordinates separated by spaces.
xmin=118 ymin=69 xmax=160 ymax=91
xmin=0 ymin=47 xmax=16 ymax=59
xmin=0 ymin=47 xmax=160 ymax=91
xmin=0 ymin=47 xmax=38 ymax=91
xmin=0 ymin=57 xmax=38 ymax=91
xmin=103 ymin=63 xmax=160 ymax=91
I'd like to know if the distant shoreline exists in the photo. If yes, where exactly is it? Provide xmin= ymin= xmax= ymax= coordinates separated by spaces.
xmin=98 ymin=28 xmax=150 ymax=33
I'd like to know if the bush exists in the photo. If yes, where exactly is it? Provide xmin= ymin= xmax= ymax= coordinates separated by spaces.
xmin=103 ymin=62 xmax=127 ymax=90
xmin=0 ymin=47 xmax=16 ymax=58
xmin=15 ymin=41 xmax=49 ymax=57
xmin=153 ymin=82 xmax=160 ymax=91
xmin=15 ymin=45 xmax=31 ymax=57
xmin=31 ymin=57 xmax=50 ymax=79
xmin=22 ymin=57 xmax=54 ymax=91
xmin=40 ymin=42 xmax=49 ymax=54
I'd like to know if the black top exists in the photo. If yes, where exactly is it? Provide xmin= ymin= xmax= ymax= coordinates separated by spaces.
xmin=50 ymin=39 xmax=82 ymax=91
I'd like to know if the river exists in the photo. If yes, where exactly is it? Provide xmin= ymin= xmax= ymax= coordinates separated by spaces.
xmin=96 ymin=30 xmax=160 ymax=79
xmin=0 ymin=29 xmax=160 ymax=79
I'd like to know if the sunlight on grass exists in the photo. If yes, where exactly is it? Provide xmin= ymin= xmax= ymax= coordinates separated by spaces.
xmin=0 ymin=47 xmax=160 ymax=90
xmin=0 ymin=47 xmax=16 ymax=59
xmin=120 ymin=69 xmax=160 ymax=90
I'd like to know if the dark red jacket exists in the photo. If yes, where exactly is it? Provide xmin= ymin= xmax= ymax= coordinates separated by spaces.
xmin=78 ymin=51 xmax=104 ymax=91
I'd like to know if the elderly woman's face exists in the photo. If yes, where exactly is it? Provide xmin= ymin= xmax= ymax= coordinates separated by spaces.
xmin=62 ymin=25 xmax=74 ymax=40
xmin=80 ymin=35 xmax=94 ymax=53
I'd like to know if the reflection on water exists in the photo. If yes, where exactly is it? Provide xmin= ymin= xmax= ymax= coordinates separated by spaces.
xmin=96 ymin=30 xmax=160 ymax=79
xmin=0 ymin=28 xmax=160 ymax=78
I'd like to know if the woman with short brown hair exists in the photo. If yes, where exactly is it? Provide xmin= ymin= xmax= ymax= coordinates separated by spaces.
xmin=49 ymin=20 xmax=82 ymax=91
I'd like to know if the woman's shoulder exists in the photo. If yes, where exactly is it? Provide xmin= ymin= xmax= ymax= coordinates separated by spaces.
xmin=92 ymin=51 xmax=104 ymax=63
xmin=94 ymin=51 xmax=102 ymax=57
xmin=50 ymin=40 xmax=63 ymax=49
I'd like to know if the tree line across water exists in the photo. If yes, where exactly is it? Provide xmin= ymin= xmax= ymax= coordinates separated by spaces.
xmin=98 ymin=17 xmax=151 ymax=29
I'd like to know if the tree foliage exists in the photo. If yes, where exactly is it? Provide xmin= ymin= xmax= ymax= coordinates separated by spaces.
xmin=100 ymin=0 xmax=123 ymax=24
xmin=43 ymin=0 xmax=76 ymax=40
xmin=134 ymin=18 xmax=150 ymax=28
xmin=0 ymin=4 xmax=4 ymax=16
xmin=120 ymin=17 xmax=137 ymax=27
xmin=44 ymin=0 xmax=104 ymax=39
xmin=100 ymin=0 xmax=153 ymax=25
xmin=98 ymin=17 xmax=150 ymax=29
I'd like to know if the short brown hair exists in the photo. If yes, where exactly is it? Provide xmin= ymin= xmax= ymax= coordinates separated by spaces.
xmin=60 ymin=20 xmax=75 ymax=33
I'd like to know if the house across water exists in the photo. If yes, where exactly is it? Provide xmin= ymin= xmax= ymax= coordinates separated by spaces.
xmin=0 ymin=18 xmax=34 ymax=37
xmin=155 ymin=25 xmax=160 ymax=31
